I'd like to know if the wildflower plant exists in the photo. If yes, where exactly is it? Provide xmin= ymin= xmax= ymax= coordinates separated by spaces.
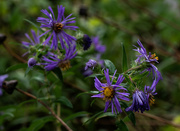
xmin=1 ymin=4 xmax=163 ymax=131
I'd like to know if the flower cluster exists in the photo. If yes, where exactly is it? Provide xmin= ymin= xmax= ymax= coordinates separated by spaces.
xmin=20 ymin=4 xmax=163 ymax=117
xmin=91 ymin=40 xmax=162 ymax=114
xmin=121 ymin=40 xmax=162 ymax=113
xmin=22 ymin=5 xmax=78 ymax=71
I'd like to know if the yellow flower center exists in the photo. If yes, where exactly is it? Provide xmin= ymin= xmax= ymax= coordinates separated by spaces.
xmin=58 ymin=60 xmax=71 ymax=71
xmin=149 ymin=94 xmax=155 ymax=106
xmin=102 ymin=87 xmax=115 ymax=101
xmin=53 ymin=23 xmax=64 ymax=33
xmin=150 ymin=53 xmax=159 ymax=61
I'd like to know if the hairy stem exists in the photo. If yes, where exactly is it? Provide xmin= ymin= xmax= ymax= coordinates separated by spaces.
xmin=124 ymin=65 xmax=142 ymax=74
xmin=15 ymin=87 xmax=72 ymax=131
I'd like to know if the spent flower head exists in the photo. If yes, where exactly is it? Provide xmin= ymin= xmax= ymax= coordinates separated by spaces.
xmin=37 ymin=5 xmax=78 ymax=49
xmin=125 ymin=90 xmax=149 ymax=113
xmin=92 ymin=69 xmax=130 ymax=114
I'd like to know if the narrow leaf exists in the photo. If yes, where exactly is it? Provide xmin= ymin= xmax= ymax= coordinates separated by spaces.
xmin=53 ymin=96 xmax=73 ymax=108
xmin=6 ymin=63 xmax=27 ymax=72
xmin=122 ymin=43 xmax=128 ymax=72
xmin=27 ymin=116 xmax=54 ymax=131
xmin=24 ymin=19 xmax=44 ymax=32
xmin=116 ymin=120 xmax=129 ymax=131
xmin=18 ymin=99 xmax=35 ymax=107
xmin=83 ymin=111 xmax=104 ymax=125
xmin=128 ymin=112 xmax=136 ymax=126
xmin=52 ymin=68 xmax=63 ymax=83
xmin=87 ymin=74 xmax=104 ymax=78
xmin=64 ymin=111 xmax=89 ymax=122
xmin=95 ymin=112 xmax=115 ymax=121
xmin=25 ymin=67 xmax=31 ymax=76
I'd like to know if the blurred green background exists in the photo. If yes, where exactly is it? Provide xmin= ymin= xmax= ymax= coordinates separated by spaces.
xmin=0 ymin=0 xmax=180 ymax=131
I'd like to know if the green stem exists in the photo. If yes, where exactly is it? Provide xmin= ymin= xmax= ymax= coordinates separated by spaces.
xmin=124 ymin=65 xmax=142 ymax=74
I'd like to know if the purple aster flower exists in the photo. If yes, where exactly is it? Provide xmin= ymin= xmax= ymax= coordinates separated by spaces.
xmin=82 ymin=34 xmax=92 ymax=50
xmin=85 ymin=59 xmax=97 ymax=70
xmin=144 ymin=79 xmax=159 ymax=106
xmin=42 ymin=44 xmax=77 ymax=71
xmin=37 ymin=5 xmax=78 ymax=49
xmin=92 ymin=36 xmax=106 ymax=53
xmin=125 ymin=90 xmax=149 ymax=113
xmin=92 ymin=69 xmax=130 ymax=114
xmin=22 ymin=30 xmax=40 ymax=56
xmin=134 ymin=39 xmax=162 ymax=80
xmin=0 ymin=74 xmax=8 ymax=95
xmin=28 ymin=58 xmax=37 ymax=68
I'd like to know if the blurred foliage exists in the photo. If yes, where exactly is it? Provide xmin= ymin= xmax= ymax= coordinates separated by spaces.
xmin=0 ymin=0 xmax=180 ymax=131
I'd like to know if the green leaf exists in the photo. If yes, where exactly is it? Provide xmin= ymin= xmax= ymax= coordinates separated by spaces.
xmin=6 ymin=63 xmax=27 ymax=72
xmin=64 ymin=111 xmax=89 ymax=122
xmin=90 ymin=98 xmax=97 ymax=106
xmin=83 ymin=111 xmax=104 ymax=125
xmin=53 ymin=96 xmax=73 ymax=108
xmin=104 ymin=59 xmax=116 ymax=73
xmin=122 ymin=43 xmax=128 ymax=72
xmin=18 ymin=99 xmax=35 ymax=107
xmin=52 ymin=68 xmax=63 ymax=83
xmin=25 ymin=67 xmax=32 ymax=76
xmin=27 ymin=116 xmax=55 ymax=131
xmin=76 ymin=91 xmax=99 ymax=99
xmin=95 ymin=112 xmax=115 ymax=121
xmin=75 ymin=92 xmax=88 ymax=98
xmin=132 ymin=71 xmax=149 ymax=81
xmin=1 ymin=112 xmax=14 ymax=118
xmin=90 ymin=91 xmax=99 ymax=94
xmin=24 ymin=19 xmax=44 ymax=33
xmin=128 ymin=112 xmax=136 ymax=126
xmin=116 ymin=120 xmax=129 ymax=131
xmin=86 ymin=74 xmax=104 ymax=78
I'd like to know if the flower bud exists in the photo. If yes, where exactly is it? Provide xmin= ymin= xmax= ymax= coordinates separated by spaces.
xmin=82 ymin=34 xmax=92 ymax=50
xmin=28 ymin=58 xmax=37 ymax=68
xmin=85 ymin=59 xmax=97 ymax=70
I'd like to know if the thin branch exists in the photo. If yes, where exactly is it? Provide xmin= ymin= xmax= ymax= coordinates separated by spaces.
xmin=2 ymin=42 xmax=27 ymax=63
xmin=15 ymin=87 xmax=73 ymax=131
xmin=121 ymin=0 xmax=180 ymax=31
xmin=136 ymin=112 xmax=180 ymax=128
xmin=94 ymin=15 xmax=180 ymax=61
